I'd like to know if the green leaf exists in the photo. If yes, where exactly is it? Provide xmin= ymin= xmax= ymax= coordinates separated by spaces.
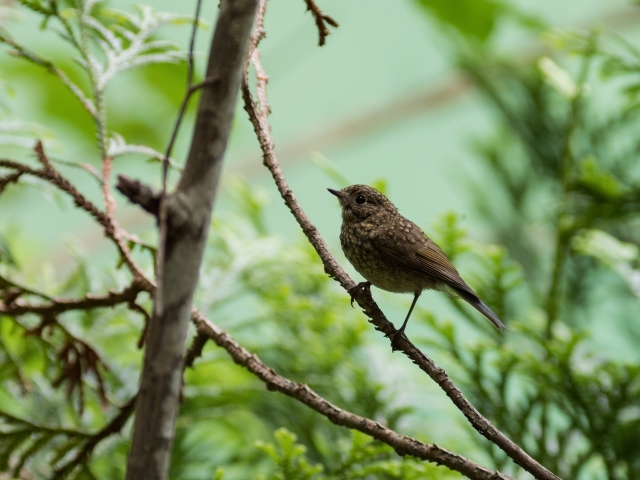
xmin=578 ymin=156 xmax=627 ymax=199
xmin=309 ymin=151 xmax=350 ymax=189
xmin=257 ymin=429 xmax=325 ymax=480
xmin=370 ymin=178 xmax=388 ymax=196
xmin=412 ymin=0 xmax=505 ymax=41
xmin=538 ymin=57 xmax=580 ymax=99
xmin=0 ymin=235 xmax=16 ymax=267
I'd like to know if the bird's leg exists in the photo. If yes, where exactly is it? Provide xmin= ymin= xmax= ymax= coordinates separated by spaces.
xmin=347 ymin=281 xmax=371 ymax=308
xmin=391 ymin=290 xmax=422 ymax=351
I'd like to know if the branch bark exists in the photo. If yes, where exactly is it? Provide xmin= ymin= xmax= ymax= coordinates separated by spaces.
xmin=0 ymin=281 xmax=141 ymax=316
xmin=240 ymin=32 xmax=560 ymax=480
xmin=124 ymin=1 xmax=259 ymax=479
xmin=191 ymin=311 xmax=514 ymax=480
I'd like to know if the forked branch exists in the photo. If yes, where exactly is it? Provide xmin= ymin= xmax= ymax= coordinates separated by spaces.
xmin=303 ymin=0 xmax=338 ymax=46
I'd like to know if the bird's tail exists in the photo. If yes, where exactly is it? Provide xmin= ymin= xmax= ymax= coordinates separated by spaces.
xmin=455 ymin=289 xmax=508 ymax=331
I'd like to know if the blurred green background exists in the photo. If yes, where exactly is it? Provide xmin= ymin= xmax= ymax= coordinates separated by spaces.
xmin=2 ymin=0 xmax=640 ymax=479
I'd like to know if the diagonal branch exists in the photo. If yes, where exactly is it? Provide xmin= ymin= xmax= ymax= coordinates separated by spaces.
xmin=240 ymin=24 xmax=560 ymax=480
xmin=53 ymin=395 xmax=137 ymax=478
xmin=0 ymin=143 xmax=153 ymax=290
xmin=190 ymin=312 xmax=513 ymax=480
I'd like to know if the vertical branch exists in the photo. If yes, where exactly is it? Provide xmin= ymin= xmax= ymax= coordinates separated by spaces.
xmin=123 ymin=0 xmax=259 ymax=479
xmin=156 ymin=0 xmax=204 ymax=317
xmin=101 ymin=155 xmax=117 ymax=218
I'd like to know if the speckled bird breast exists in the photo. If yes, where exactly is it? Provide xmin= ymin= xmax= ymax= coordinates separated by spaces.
xmin=339 ymin=219 xmax=438 ymax=294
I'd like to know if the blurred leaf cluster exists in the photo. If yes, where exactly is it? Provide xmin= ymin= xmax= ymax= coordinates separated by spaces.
xmin=253 ymin=428 xmax=456 ymax=480
xmin=411 ymin=0 xmax=544 ymax=44
xmin=408 ymin=17 xmax=640 ymax=480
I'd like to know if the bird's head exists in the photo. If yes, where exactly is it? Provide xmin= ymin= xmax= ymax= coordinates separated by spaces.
xmin=327 ymin=184 xmax=397 ymax=222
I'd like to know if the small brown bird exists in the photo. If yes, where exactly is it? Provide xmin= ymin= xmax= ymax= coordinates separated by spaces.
xmin=328 ymin=184 xmax=507 ymax=345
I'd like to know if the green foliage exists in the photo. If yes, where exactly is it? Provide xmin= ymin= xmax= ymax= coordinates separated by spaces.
xmin=408 ymin=15 xmax=640 ymax=479
xmin=413 ymin=0 xmax=505 ymax=41
xmin=0 ymin=0 xmax=192 ymax=159
xmin=0 ymin=234 xmax=17 ymax=267
xmin=256 ymin=429 xmax=461 ymax=480
xmin=411 ymin=0 xmax=544 ymax=44
xmin=0 ymin=165 xmax=421 ymax=478
xmin=257 ymin=429 xmax=324 ymax=480
xmin=3 ymin=0 xmax=640 ymax=479
xmin=0 ymin=411 xmax=90 ymax=478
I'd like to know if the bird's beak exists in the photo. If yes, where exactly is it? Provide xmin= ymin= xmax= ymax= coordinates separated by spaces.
xmin=327 ymin=188 xmax=342 ymax=199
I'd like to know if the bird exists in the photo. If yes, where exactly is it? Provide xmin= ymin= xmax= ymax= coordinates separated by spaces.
xmin=328 ymin=184 xmax=507 ymax=347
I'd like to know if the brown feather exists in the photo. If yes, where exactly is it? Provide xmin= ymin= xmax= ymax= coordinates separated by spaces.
xmin=372 ymin=221 xmax=478 ymax=297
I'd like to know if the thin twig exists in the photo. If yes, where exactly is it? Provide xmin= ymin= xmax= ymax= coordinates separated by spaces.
xmin=8 ymin=309 xmax=111 ymax=416
xmin=155 ymin=0 xmax=205 ymax=320
xmin=76 ymin=0 xmax=108 ymax=160
xmin=0 ymin=171 xmax=24 ymax=195
xmin=160 ymin=76 xmax=218 ymax=189
xmin=116 ymin=175 xmax=161 ymax=216
xmin=128 ymin=301 xmax=151 ymax=349
xmin=190 ymin=311 xmax=513 ymax=480
xmin=247 ymin=0 xmax=268 ymax=59
xmin=186 ymin=0 xmax=203 ymax=88
xmin=183 ymin=331 xmax=208 ymax=369
xmin=1 ymin=143 xmax=153 ymax=290
xmin=162 ymin=0 xmax=204 ymax=193
xmin=251 ymin=49 xmax=270 ymax=118
xmin=302 ymin=0 xmax=338 ymax=46
xmin=53 ymin=395 xmax=137 ymax=478
xmin=240 ymin=31 xmax=559 ymax=480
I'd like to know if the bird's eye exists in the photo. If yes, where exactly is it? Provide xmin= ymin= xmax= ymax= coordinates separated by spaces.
xmin=355 ymin=195 xmax=367 ymax=205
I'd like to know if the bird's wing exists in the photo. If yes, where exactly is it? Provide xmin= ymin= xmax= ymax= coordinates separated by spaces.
xmin=372 ymin=222 xmax=478 ymax=298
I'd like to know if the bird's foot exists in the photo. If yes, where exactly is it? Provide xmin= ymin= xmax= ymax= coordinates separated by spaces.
xmin=347 ymin=281 xmax=371 ymax=308
xmin=390 ymin=328 xmax=406 ymax=352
